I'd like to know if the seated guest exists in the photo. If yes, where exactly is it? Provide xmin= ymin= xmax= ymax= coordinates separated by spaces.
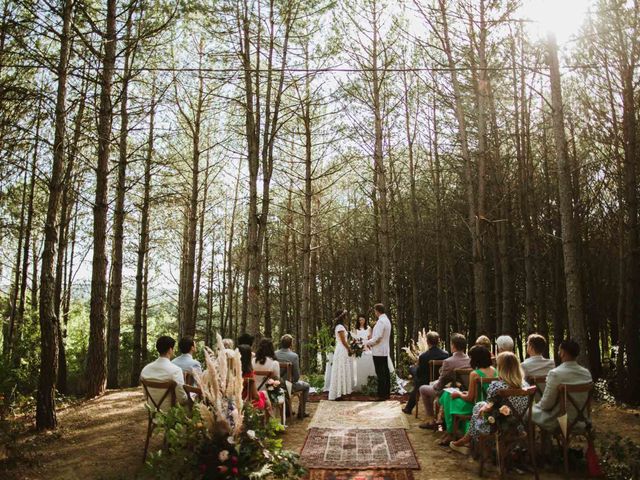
xmin=496 ymin=334 xmax=515 ymax=353
xmin=402 ymin=331 xmax=449 ymax=415
xmin=521 ymin=333 xmax=555 ymax=378
xmin=252 ymin=338 xmax=280 ymax=390
xmin=450 ymin=352 xmax=529 ymax=455
xmin=222 ymin=338 xmax=236 ymax=357
xmin=419 ymin=333 xmax=470 ymax=429
xmin=237 ymin=332 xmax=255 ymax=347
xmin=438 ymin=345 xmax=497 ymax=444
xmin=275 ymin=334 xmax=310 ymax=417
xmin=239 ymin=344 xmax=272 ymax=414
xmin=475 ymin=335 xmax=492 ymax=351
xmin=172 ymin=336 xmax=202 ymax=384
xmin=532 ymin=339 xmax=592 ymax=431
xmin=140 ymin=335 xmax=189 ymax=410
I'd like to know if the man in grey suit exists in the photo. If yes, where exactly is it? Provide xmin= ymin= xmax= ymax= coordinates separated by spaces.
xmin=532 ymin=339 xmax=592 ymax=431
xmin=419 ymin=333 xmax=470 ymax=428
xmin=522 ymin=333 xmax=556 ymax=378
xmin=275 ymin=334 xmax=310 ymax=417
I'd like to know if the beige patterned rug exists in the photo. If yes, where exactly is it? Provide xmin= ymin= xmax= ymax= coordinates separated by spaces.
xmin=307 ymin=401 xmax=409 ymax=430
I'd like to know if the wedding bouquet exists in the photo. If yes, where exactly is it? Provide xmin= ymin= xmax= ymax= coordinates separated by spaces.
xmin=265 ymin=378 xmax=285 ymax=405
xmin=348 ymin=334 xmax=365 ymax=358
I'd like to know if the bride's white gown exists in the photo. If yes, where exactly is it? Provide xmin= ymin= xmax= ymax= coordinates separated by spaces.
xmin=328 ymin=324 xmax=354 ymax=400
xmin=353 ymin=327 xmax=395 ymax=391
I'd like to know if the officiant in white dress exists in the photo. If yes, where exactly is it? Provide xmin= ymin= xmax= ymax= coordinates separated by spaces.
xmin=353 ymin=313 xmax=395 ymax=392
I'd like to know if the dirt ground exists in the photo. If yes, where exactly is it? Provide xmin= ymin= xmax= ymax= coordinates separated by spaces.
xmin=4 ymin=389 xmax=640 ymax=480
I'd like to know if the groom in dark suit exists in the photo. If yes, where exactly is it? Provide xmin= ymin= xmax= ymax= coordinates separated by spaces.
xmin=364 ymin=303 xmax=392 ymax=400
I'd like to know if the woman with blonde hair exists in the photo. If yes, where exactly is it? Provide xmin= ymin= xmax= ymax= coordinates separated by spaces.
xmin=449 ymin=352 xmax=529 ymax=455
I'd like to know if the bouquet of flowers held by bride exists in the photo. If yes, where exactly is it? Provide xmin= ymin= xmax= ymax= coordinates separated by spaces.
xmin=266 ymin=378 xmax=286 ymax=405
xmin=348 ymin=333 xmax=365 ymax=358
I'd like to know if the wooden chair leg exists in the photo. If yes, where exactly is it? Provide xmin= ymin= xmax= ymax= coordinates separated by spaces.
xmin=529 ymin=433 xmax=539 ymax=480
xmin=143 ymin=416 xmax=153 ymax=463
xmin=415 ymin=398 xmax=419 ymax=419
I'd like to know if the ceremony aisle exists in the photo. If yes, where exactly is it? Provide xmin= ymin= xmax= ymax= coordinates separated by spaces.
xmin=298 ymin=400 xmax=420 ymax=479
xmin=282 ymin=400 xmax=571 ymax=480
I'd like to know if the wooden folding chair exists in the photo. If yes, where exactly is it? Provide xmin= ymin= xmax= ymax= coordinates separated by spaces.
xmin=454 ymin=367 xmax=474 ymax=390
xmin=184 ymin=371 xmax=194 ymax=386
xmin=279 ymin=361 xmax=305 ymax=420
xmin=555 ymin=383 xmax=594 ymax=476
xmin=140 ymin=379 xmax=177 ymax=462
xmin=184 ymin=384 xmax=203 ymax=410
xmin=452 ymin=375 xmax=500 ymax=438
xmin=254 ymin=370 xmax=286 ymax=425
xmin=525 ymin=375 xmax=548 ymax=401
xmin=416 ymin=359 xmax=445 ymax=419
xmin=477 ymin=386 xmax=538 ymax=479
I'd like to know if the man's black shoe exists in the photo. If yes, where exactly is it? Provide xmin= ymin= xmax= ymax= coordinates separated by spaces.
xmin=402 ymin=407 xmax=413 ymax=415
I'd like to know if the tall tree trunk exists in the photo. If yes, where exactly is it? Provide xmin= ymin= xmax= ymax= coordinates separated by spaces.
xmin=36 ymin=0 xmax=74 ymax=430
xmin=434 ymin=0 xmax=482 ymax=336
xmin=181 ymin=47 xmax=205 ymax=338
xmin=620 ymin=63 xmax=640 ymax=400
xmin=86 ymin=0 xmax=118 ymax=398
xmin=131 ymin=80 xmax=155 ymax=386
xmin=546 ymin=33 xmax=589 ymax=366
xmin=107 ymin=12 xmax=134 ymax=388
xmin=371 ymin=0 xmax=390 ymax=307
xmin=13 ymin=105 xmax=41 ymax=366
xmin=263 ymin=235 xmax=272 ymax=337
xmin=192 ymin=149 xmax=211 ymax=337
xmin=225 ymin=162 xmax=242 ymax=337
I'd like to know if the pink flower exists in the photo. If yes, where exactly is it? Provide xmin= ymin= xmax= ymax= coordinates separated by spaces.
xmin=231 ymin=467 xmax=239 ymax=475
xmin=218 ymin=465 xmax=228 ymax=473
xmin=231 ymin=456 xmax=238 ymax=465
xmin=499 ymin=405 xmax=512 ymax=416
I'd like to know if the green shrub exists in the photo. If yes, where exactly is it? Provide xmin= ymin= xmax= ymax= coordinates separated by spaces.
xmin=144 ymin=405 xmax=306 ymax=479
xmin=305 ymin=373 xmax=325 ymax=391
xmin=597 ymin=431 xmax=640 ymax=480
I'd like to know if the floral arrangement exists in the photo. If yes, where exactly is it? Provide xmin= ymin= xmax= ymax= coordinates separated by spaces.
xmin=348 ymin=333 xmax=365 ymax=358
xmin=482 ymin=402 xmax=520 ymax=433
xmin=265 ymin=378 xmax=285 ymax=406
xmin=401 ymin=329 xmax=430 ymax=364
xmin=145 ymin=334 xmax=305 ymax=480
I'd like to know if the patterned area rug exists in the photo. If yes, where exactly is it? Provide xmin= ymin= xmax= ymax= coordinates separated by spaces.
xmin=307 ymin=401 xmax=409 ymax=430
xmin=307 ymin=469 xmax=415 ymax=480
xmin=300 ymin=428 xmax=420 ymax=470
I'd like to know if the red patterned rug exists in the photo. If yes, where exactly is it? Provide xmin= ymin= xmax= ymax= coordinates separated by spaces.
xmin=300 ymin=428 xmax=420 ymax=470
xmin=307 ymin=469 xmax=415 ymax=480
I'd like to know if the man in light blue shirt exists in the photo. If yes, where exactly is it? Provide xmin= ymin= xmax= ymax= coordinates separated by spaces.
xmin=172 ymin=336 xmax=202 ymax=384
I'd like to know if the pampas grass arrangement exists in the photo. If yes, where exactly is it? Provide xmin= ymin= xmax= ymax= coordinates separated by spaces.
xmin=401 ymin=329 xmax=430 ymax=363
xmin=194 ymin=334 xmax=245 ymax=437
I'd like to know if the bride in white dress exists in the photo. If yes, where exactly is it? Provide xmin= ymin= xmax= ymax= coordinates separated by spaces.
xmin=353 ymin=315 xmax=376 ymax=391
xmin=353 ymin=314 xmax=395 ymax=391
xmin=328 ymin=310 xmax=354 ymax=400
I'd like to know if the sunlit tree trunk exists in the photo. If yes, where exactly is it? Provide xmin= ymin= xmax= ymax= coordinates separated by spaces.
xmin=86 ymin=0 xmax=118 ymax=398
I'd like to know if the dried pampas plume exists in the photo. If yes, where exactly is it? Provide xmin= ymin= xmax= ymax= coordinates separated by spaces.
xmin=194 ymin=333 xmax=244 ymax=436
xmin=402 ymin=329 xmax=430 ymax=363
